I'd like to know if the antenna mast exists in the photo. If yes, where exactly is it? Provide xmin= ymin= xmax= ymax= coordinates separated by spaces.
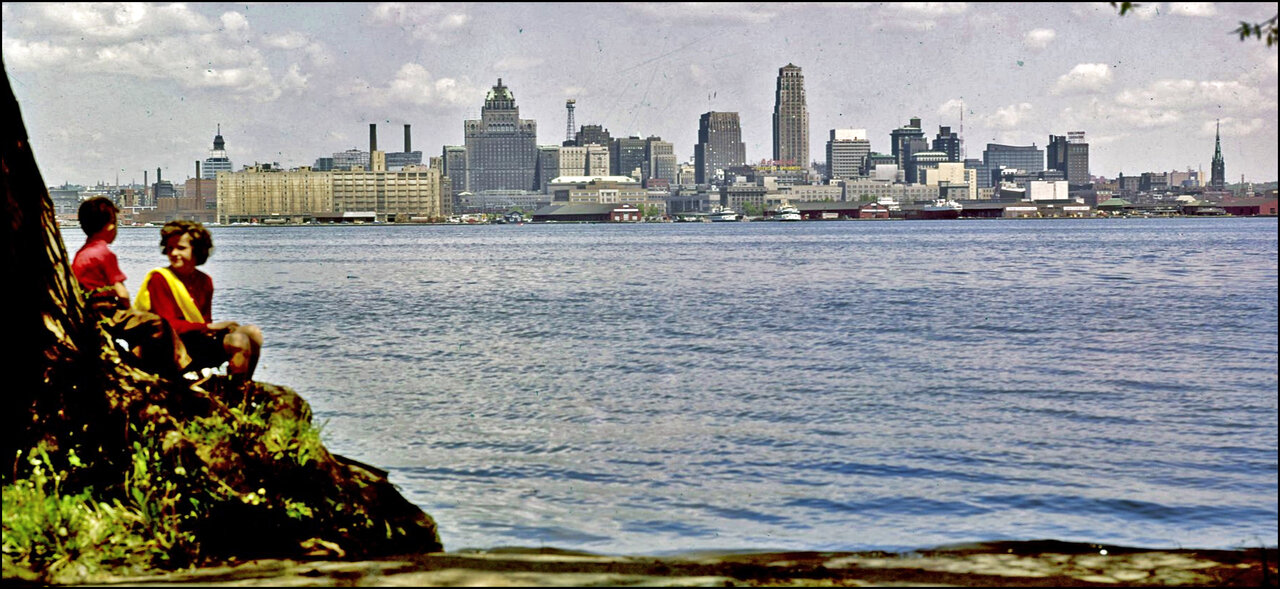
xmin=565 ymin=99 xmax=576 ymax=144
xmin=959 ymin=100 xmax=966 ymax=161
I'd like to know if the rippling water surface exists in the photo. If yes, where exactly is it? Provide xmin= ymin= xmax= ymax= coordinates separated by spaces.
xmin=107 ymin=218 xmax=1278 ymax=554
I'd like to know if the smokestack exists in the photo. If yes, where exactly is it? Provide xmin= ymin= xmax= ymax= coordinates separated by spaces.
xmin=156 ymin=167 xmax=161 ymax=184
xmin=369 ymin=123 xmax=377 ymax=153
xmin=196 ymin=160 xmax=201 ymax=181
xmin=144 ymin=170 xmax=147 ymax=187
xmin=404 ymin=124 xmax=411 ymax=153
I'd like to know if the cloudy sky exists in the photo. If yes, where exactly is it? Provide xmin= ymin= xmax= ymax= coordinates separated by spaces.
xmin=4 ymin=2 xmax=1277 ymax=187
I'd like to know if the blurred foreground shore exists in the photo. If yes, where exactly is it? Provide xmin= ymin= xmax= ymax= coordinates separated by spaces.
xmin=36 ymin=541 xmax=1276 ymax=587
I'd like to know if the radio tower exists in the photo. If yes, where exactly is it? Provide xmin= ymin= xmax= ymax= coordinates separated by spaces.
xmin=564 ymin=99 xmax=576 ymax=145
xmin=959 ymin=99 xmax=967 ymax=161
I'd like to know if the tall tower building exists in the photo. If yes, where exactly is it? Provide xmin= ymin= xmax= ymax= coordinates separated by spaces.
xmin=202 ymin=124 xmax=233 ymax=180
xmin=695 ymin=111 xmax=746 ymax=185
xmin=772 ymin=64 xmax=810 ymax=168
xmin=1210 ymin=120 xmax=1226 ymax=190
xmin=463 ymin=78 xmax=539 ymax=193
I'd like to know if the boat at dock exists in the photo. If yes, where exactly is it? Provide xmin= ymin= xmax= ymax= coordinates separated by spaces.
xmin=775 ymin=205 xmax=801 ymax=221
xmin=917 ymin=198 xmax=962 ymax=220
xmin=709 ymin=208 xmax=740 ymax=222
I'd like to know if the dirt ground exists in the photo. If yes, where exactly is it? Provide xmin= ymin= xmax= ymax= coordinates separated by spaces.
xmin=70 ymin=540 xmax=1276 ymax=586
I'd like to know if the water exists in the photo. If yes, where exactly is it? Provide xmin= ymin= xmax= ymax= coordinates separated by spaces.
xmin=100 ymin=218 xmax=1278 ymax=555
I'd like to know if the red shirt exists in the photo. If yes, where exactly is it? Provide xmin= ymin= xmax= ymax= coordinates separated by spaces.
xmin=146 ymin=268 xmax=214 ymax=335
xmin=72 ymin=238 xmax=127 ymax=291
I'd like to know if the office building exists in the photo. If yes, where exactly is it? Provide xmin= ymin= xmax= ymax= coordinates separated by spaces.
xmin=1048 ymin=131 xmax=1090 ymax=186
xmin=695 ymin=112 xmax=746 ymax=184
xmin=826 ymin=129 xmax=871 ymax=181
xmin=772 ymin=63 xmax=810 ymax=168
xmin=933 ymin=126 xmax=961 ymax=162
xmin=612 ymin=136 xmax=648 ymax=180
xmin=980 ymin=143 xmax=1044 ymax=188
xmin=463 ymin=78 xmax=539 ymax=193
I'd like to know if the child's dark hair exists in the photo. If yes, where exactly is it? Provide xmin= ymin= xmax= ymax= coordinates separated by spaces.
xmin=78 ymin=196 xmax=119 ymax=236
xmin=160 ymin=220 xmax=214 ymax=265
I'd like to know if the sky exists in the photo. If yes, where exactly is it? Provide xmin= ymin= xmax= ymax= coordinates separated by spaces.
xmin=3 ymin=2 xmax=1278 ymax=188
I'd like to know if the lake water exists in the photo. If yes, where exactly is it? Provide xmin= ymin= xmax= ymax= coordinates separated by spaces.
xmin=99 ymin=217 xmax=1278 ymax=555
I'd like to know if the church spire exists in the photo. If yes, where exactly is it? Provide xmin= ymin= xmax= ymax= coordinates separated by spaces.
xmin=1210 ymin=119 xmax=1225 ymax=190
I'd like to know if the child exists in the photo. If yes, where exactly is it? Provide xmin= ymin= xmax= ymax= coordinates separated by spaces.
xmin=72 ymin=196 xmax=191 ymax=376
xmin=134 ymin=220 xmax=263 ymax=384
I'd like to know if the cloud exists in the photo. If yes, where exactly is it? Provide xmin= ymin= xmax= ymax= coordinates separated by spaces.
xmin=936 ymin=98 xmax=965 ymax=119
xmin=1060 ymin=97 xmax=1182 ymax=131
xmin=1206 ymin=117 xmax=1265 ymax=137
xmin=983 ymin=102 xmax=1033 ymax=129
xmin=1168 ymin=3 xmax=1217 ymax=17
xmin=1115 ymin=79 xmax=1276 ymax=112
xmin=1023 ymin=28 xmax=1056 ymax=50
xmin=282 ymin=63 xmax=309 ymax=94
xmin=368 ymin=3 xmax=470 ymax=42
xmin=264 ymin=32 xmax=311 ymax=50
xmin=3 ymin=4 xmax=281 ymax=100
xmin=621 ymin=3 xmax=779 ymax=25
xmin=344 ymin=63 xmax=476 ymax=108
xmin=1053 ymin=63 xmax=1114 ymax=95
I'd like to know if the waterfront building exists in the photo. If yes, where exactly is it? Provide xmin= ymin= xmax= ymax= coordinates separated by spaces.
xmin=772 ymin=63 xmax=810 ymax=169
xmin=839 ymin=177 xmax=940 ymax=203
xmin=1139 ymin=171 xmax=1170 ymax=193
xmin=548 ymin=175 xmax=648 ymax=207
xmin=923 ymin=162 xmax=978 ymax=201
xmin=1029 ymin=180 xmax=1070 ymax=201
xmin=720 ymin=182 xmax=768 ymax=212
xmin=1210 ymin=120 xmax=1226 ymax=190
xmin=217 ymin=163 xmax=449 ymax=223
xmin=217 ymin=165 xmax=333 ymax=223
xmin=463 ymin=78 xmax=539 ymax=193
xmin=980 ymin=143 xmax=1044 ymax=189
xmin=826 ymin=129 xmax=871 ymax=181
xmin=695 ymin=111 xmax=747 ymax=185
xmin=771 ymin=183 xmax=843 ymax=203
xmin=202 ymin=125 xmax=233 ymax=180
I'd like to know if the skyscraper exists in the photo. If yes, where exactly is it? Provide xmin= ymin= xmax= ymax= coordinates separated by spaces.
xmin=933 ymin=126 xmax=961 ymax=162
xmin=202 ymin=124 xmax=233 ymax=180
xmin=1048 ymin=132 xmax=1090 ymax=187
xmin=1210 ymin=120 xmax=1226 ymax=190
xmin=890 ymin=118 xmax=926 ymax=183
xmin=772 ymin=64 xmax=809 ymax=168
xmin=695 ymin=112 xmax=746 ymax=185
xmin=463 ymin=78 xmax=539 ymax=193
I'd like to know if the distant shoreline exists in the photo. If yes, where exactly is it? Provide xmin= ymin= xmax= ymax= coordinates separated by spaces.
xmin=103 ymin=214 xmax=1277 ymax=229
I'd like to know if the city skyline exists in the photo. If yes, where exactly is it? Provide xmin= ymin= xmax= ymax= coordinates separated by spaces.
xmin=3 ymin=2 xmax=1277 ymax=187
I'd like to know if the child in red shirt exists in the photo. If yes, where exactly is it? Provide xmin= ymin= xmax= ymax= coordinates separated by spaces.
xmin=71 ymin=197 xmax=191 ymax=376
xmin=135 ymin=220 xmax=263 ymax=384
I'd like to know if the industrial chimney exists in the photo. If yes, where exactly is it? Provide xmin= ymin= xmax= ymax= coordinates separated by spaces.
xmin=404 ymin=124 xmax=411 ymax=153
xmin=196 ymin=160 xmax=201 ymax=181
xmin=369 ymin=123 xmax=377 ymax=153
